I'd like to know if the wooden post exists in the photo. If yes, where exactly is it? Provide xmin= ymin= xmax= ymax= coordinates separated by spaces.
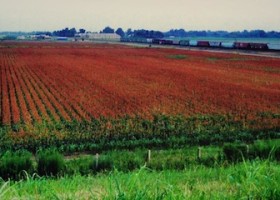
xmin=147 ymin=150 xmax=151 ymax=163
xmin=95 ymin=153 xmax=99 ymax=168
xmin=197 ymin=147 xmax=202 ymax=160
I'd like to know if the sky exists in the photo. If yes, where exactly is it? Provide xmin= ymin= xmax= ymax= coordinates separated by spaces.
xmin=0 ymin=0 xmax=280 ymax=32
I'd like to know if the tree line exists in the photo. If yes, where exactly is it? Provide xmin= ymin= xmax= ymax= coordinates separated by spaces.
xmin=1 ymin=27 xmax=280 ymax=40
xmin=165 ymin=29 xmax=280 ymax=38
xmin=51 ymin=26 xmax=164 ymax=39
xmin=50 ymin=27 xmax=280 ymax=39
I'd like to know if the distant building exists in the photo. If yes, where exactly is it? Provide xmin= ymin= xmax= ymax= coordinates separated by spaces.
xmin=17 ymin=36 xmax=26 ymax=40
xmin=88 ymin=33 xmax=121 ymax=41
xmin=29 ymin=34 xmax=51 ymax=40
xmin=56 ymin=37 xmax=68 ymax=41
xmin=75 ymin=32 xmax=121 ymax=41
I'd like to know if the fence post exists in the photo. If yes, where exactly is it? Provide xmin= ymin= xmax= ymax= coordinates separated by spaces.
xmin=197 ymin=147 xmax=202 ymax=160
xmin=95 ymin=153 xmax=99 ymax=168
xmin=246 ymin=145 xmax=250 ymax=154
xmin=147 ymin=150 xmax=151 ymax=163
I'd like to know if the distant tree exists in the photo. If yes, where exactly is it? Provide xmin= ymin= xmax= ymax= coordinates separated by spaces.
xmin=2 ymin=36 xmax=16 ymax=40
xmin=251 ymin=30 xmax=266 ymax=37
xmin=133 ymin=29 xmax=164 ymax=38
xmin=126 ymin=28 xmax=133 ymax=37
xmin=79 ymin=29 xmax=86 ymax=33
xmin=35 ymin=31 xmax=52 ymax=36
xmin=165 ymin=29 xmax=187 ymax=37
xmin=102 ymin=26 xmax=114 ymax=33
xmin=53 ymin=27 xmax=77 ymax=37
xmin=45 ymin=32 xmax=52 ymax=36
xmin=115 ymin=28 xmax=125 ymax=38
xmin=68 ymin=28 xmax=77 ymax=37
xmin=153 ymin=31 xmax=164 ymax=38
xmin=164 ymin=29 xmax=280 ymax=38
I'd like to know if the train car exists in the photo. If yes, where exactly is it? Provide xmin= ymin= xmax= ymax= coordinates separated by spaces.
xmin=138 ymin=38 xmax=149 ymax=43
xmin=179 ymin=40 xmax=190 ymax=46
xmin=147 ymin=38 xmax=153 ymax=43
xmin=234 ymin=42 xmax=251 ymax=49
xmin=152 ymin=38 xmax=163 ymax=44
xmin=164 ymin=39 xmax=173 ymax=45
xmin=268 ymin=44 xmax=280 ymax=51
xmin=154 ymin=39 xmax=162 ymax=44
xmin=221 ymin=42 xmax=235 ymax=48
xmin=152 ymin=39 xmax=173 ymax=45
xmin=189 ymin=40 xmax=198 ymax=46
xmin=249 ymin=43 xmax=268 ymax=50
xmin=209 ymin=41 xmax=221 ymax=48
xmin=171 ymin=40 xmax=180 ymax=45
xmin=197 ymin=41 xmax=210 ymax=47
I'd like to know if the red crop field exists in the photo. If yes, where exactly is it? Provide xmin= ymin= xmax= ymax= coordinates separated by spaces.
xmin=0 ymin=41 xmax=279 ymax=152
xmin=0 ymin=42 xmax=279 ymax=128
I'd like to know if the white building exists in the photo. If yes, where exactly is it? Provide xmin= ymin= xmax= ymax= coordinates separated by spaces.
xmin=17 ymin=36 xmax=26 ymax=40
xmin=75 ymin=32 xmax=121 ymax=41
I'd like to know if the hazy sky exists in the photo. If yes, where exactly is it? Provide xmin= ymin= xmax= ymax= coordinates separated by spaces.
xmin=0 ymin=0 xmax=279 ymax=32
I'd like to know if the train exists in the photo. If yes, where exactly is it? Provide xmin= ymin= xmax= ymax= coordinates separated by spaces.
xmin=121 ymin=38 xmax=280 ymax=51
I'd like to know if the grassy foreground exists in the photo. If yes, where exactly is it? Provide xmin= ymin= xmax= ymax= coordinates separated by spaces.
xmin=1 ymin=160 xmax=279 ymax=200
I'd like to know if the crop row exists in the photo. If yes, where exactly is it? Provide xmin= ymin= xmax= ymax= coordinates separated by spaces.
xmin=0 ymin=49 xmax=89 ymax=127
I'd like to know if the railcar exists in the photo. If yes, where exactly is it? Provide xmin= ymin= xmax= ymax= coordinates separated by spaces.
xmin=189 ymin=40 xmax=198 ymax=46
xmin=249 ymin=43 xmax=268 ymax=50
xmin=179 ymin=40 xmax=190 ymax=46
xmin=197 ymin=41 xmax=210 ymax=47
xmin=234 ymin=42 xmax=251 ymax=49
xmin=152 ymin=39 xmax=173 ymax=45
xmin=221 ymin=42 xmax=235 ymax=49
xmin=209 ymin=41 xmax=222 ymax=48
xmin=171 ymin=40 xmax=180 ymax=45
xmin=268 ymin=44 xmax=280 ymax=51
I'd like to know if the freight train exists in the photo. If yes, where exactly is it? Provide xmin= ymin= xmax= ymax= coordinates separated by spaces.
xmin=121 ymin=38 xmax=280 ymax=51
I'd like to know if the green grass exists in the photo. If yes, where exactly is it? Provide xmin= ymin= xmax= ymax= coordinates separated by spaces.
xmin=167 ymin=54 xmax=187 ymax=59
xmin=1 ymin=139 xmax=280 ymax=181
xmin=1 ymin=160 xmax=279 ymax=199
xmin=263 ymin=67 xmax=280 ymax=73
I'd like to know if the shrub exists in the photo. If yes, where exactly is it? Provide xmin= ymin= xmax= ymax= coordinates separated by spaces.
xmin=250 ymin=140 xmax=280 ymax=160
xmin=111 ymin=151 xmax=144 ymax=172
xmin=37 ymin=149 xmax=65 ymax=177
xmin=0 ymin=150 xmax=34 ymax=180
xmin=197 ymin=156 xmax=217 ymax=167
xmin=65 ymin=156 xmax=94 ymax=176
xmin=223 ymin=143 xmax=249 ymax=162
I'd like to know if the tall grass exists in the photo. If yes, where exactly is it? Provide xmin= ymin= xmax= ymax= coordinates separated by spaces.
xmin=0 ymin=150 xmax=34 ymax=180
xmin=37 ymin=149 xmax=65 ymax=177
xmin=0 ymin=160 xmax=279 ymax=199
xmin=1 ymin=140 xmax=279 ymax=181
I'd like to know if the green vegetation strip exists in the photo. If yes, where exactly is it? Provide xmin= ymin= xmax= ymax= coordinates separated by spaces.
xmin=0 ymin=139 xmax=279 ymax=180
xmin=167 ymin=54 xmax=187 ymax=59
xmin=0 ymin=161 xmax=279 ymax=199
xmin=1 ymin=114 xmax=279 ymax=153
